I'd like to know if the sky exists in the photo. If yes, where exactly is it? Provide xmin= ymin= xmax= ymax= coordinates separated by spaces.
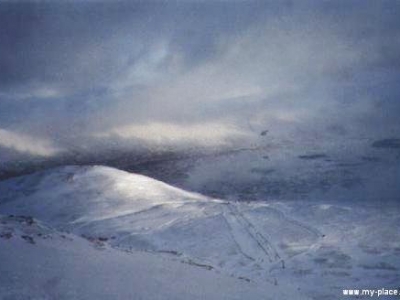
xmin=0 ymin=1 xmax=400 ymax=163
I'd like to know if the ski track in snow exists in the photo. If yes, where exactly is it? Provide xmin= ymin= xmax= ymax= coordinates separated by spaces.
xmin=222 ymin=202 xmax=282 ymax=266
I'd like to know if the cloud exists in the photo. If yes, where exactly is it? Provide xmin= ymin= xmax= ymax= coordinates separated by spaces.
xmin=0 ymin=128 xmax=62 ymax=158
xmin=95 ymin=121 xmax=247 ymax=148
xmin=0 ymin=1 xmax=400 ymax=163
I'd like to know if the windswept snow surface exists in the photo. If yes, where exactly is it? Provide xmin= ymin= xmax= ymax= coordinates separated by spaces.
xmin=0 ymin=215 xmax=275 ymax=300
xmin=0 ymin=165 xmax=399 ymax=299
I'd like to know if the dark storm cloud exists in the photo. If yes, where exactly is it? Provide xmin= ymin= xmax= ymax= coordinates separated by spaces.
xmin=0 ymin=1 xmax=399 ymax=159
xmin=0 ymin=1 xmax=265 ymax=93
xmin=0 ymin=2 xmax=156 ymax=93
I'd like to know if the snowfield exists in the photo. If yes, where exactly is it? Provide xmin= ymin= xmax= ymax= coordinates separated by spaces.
xmin=0 ymin=215 xmax=277 ymax=300
xmin=0 ymin=165 xmax=399 ymax=299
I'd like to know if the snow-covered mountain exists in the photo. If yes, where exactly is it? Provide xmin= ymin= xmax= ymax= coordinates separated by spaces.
xmin=0 ymin=214 xmax=275 ymax=300
xmin=1 ymin=165 xmax=399 ymax=299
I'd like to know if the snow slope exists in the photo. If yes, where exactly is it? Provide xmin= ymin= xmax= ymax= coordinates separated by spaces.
xmin=0 ymin=165 xmax=399 ymax=299
xmin=0 ymin=215 xmax=276 ymax=300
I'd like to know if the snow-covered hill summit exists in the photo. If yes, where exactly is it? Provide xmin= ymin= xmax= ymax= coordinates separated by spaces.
xmin=0 ymin=166 xmax=314 ymax=280
xmin=1 ymin=165 xmax=399 ymax=299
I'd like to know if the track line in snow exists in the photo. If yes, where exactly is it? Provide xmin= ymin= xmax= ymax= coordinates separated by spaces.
xmin=222 ymin=203 xmax=282 ymax=267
